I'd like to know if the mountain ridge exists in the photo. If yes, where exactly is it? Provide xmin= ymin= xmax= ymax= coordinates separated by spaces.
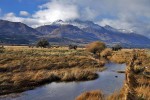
xmin=0 ymin=19 xmax=150 ymax=48
xmin=0 ymin=19 xmax=40 ymax=44
xmin=35 ymin=19 xmax=150 ymax=47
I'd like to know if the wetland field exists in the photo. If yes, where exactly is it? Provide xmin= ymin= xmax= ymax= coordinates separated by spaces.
xmin=0 ymin=46 xmax=150 ymax=100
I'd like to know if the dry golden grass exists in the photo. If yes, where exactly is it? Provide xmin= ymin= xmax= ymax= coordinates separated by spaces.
xmin=135 ymin=85 xmax=150 ymax=99
xmin=0 ymin=46 xmax=105 ymax=71
xmin=109 ymin=49 xmax=150 ymax=100
xmin=75 ymin=49 xmax=150 ymax=100
xmin=100 ymin=48 xmax=112 ymax=58
xmin=106 ymin=89 xmax=125 ymax=100
xmin=135 ymin=75 xmax=150 ymax=99
xmin=109 ymin=49 xmax=133 ymax=64
xmin=1 ymin=46 xmax=150 ymax=99
xmin=75 ymin=90 xmax=104 ymax=100
xmin=0 ymin=46 xmax=105 ymax=95
xmin=76 ymin=89 xmax=125 ymax=100
xmin=146 ymin=49 xmax=150 ymax=56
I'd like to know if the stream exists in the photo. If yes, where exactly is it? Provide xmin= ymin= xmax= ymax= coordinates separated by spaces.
xmin=0 ymin=62 xmax=126 ymax=100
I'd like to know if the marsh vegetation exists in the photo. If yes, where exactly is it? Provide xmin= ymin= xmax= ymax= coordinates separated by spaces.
xmin=0 ymin=45 xmax=149 ymax=100
xmin=76 ymin=49 xmax=150 ymax=100
xmin=0 ymin=46 xmax=105 ymax=95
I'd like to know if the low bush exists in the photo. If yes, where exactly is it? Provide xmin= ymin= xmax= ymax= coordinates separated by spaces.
xmin=86 ymin=41 xmax=106 ymax=55
xmin=134 ymin=65 xmax=145 ymax=74
xmin=100 ymin=48 xmax=112 ymax=58
xmin=36 ymin=39 xmax=50 ymax=48
xmin=0 ymin=46 xmax=5 ymax=53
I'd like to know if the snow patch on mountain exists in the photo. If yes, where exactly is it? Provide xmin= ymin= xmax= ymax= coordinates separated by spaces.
xmin=118 ymin=29 xmax=135 ymax=33
xmin=51 ymin=19 xmax=135 ymax=34
xmin=51 ymin=19 xmax=102 ymax=29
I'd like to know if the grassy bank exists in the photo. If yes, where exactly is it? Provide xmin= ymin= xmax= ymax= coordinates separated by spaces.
xmin=76 ymin=49 xmax=150 ymax=100
xmin=0 ymin=46 xmax=105 ymax=95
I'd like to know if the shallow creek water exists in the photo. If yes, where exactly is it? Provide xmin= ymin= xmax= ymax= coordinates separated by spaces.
xmin=1 ymin=62 xmax=126 ymax=100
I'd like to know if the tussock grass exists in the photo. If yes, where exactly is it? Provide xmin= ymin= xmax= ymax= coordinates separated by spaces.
xmin=76 ymin=49 xmax=150 ymax=100
xmin=135 ymin=85 xmax=150 ymax=99
xmin=0 ymin=69 xmax=99 ymax=95
xmin=0 ymin=46 xmax=105 ymax=95
xmin=109 ymin=49 xmax=133 ymax=64
xmin=100 ymin=48 xmax=112 ymax=58
xmin=109 ymin=49 xmax=150 ymax=100
xmin=106 ymin=89 xmax=124 ymax=100
xmin=0 ymin=46 xmax=5 ymax=53
xmin=75 ymin=90 xmax=104 ymax=100
xmin=133 ymin=75 xmax=150 ymax=99
xmin=75 ymin=89 xmax=124 ymax=100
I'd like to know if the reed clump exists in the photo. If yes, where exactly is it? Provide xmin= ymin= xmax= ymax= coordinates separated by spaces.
xmin=111 ymin=49 xmax=150 ymax=100
xmin=75 ymin=90 xmax=104 ymax=100
xmin=0 ymin=46 xmax=105 ymax=95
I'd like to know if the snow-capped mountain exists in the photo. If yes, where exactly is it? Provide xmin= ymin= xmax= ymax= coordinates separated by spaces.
xmin=0 ymin=19 xmax=150 ymax=48
xmin=35 ymin=19 xmax=150 ymax=48
xmin=51 ymin=19 xmax=103 ymax=29
xmin=103 ymin=25 xmax=120 ymax=33
xmin=51 ymin=20 xmax=134 ymax=34
xmin=118 ymin=29 xmax=135 ymax=33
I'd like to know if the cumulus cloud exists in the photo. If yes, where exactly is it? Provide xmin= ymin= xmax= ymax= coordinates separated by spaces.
xmin=99 ymin=19 xmax=133 ymax=30
xmin=33 ymin=0 xmax=79 ymax=23
xmin=81 ymin=7 xmax=99 ymax=20
xmin=20 ymin=11 xmax=30 ymax=16
xmin=3 ymin=12 xmax=41 ymax=27
xmin=4 ymin=12 xmax=16 ymax=18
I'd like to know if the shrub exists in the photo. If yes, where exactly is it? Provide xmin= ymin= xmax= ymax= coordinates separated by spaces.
xmin=100 ymin=48 xmax=112 ymax=58
xmin=36 ymin=39 xmax=50 ymax=48
xmin=86 ymin=41 xmax=106 ymax=55
xmin=134 ymin=65 xmax=145 ymax=74
xmin=0 ymin=46 xmax=5 ymax=53
xmin=112 ymin=44 xmax=122 ymax=51
xmin=69 ymin=45 xmax=77 ymax=50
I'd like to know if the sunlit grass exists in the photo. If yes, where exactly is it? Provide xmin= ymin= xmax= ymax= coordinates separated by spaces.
xmin=0 ymin=46 xmax=104 ymax=95
xmin=75 ymin=90 xmax=104 ymax=100
xmin=76 ymin=49 xmax=150 ymax=100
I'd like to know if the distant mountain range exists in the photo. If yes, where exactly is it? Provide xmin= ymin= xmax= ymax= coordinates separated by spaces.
xmin=0 ymin=20 xmax=40 ymax=44
xmin=0 ymin=19 xmax=150 ymax=48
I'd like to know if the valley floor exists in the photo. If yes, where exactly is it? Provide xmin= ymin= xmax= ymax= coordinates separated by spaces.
xmin=0 ymin=46 xmax=105 ymax=95
xmin=0 ymin=46 xmax=149 ymax=100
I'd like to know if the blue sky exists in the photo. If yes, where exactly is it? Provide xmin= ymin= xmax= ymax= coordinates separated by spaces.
xmin=0 ymin=0 xmax=48 ymax=16
xmin=0 ymin=0 xmax=150 ymax=38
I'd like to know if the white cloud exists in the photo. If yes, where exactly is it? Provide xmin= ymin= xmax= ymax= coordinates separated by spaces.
xmin=33 ymin=0 xmax=79 ymax=23
xmin=4 ymin=12 xmax=16 ymax=18
xmin=0 ymin=0 xmax=150 ymax=37
xmin=98 ymin=19 xmax=134 ymax=33
xmin=20 ymin=11 xmax=30 ymax=16
xmin=81 ymin=7 xmax=99 ymax=20
xmin=2 ymin=12 xmax=41 ymax=27
xmin=99 ymin=19 xmax=131 ymax=29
